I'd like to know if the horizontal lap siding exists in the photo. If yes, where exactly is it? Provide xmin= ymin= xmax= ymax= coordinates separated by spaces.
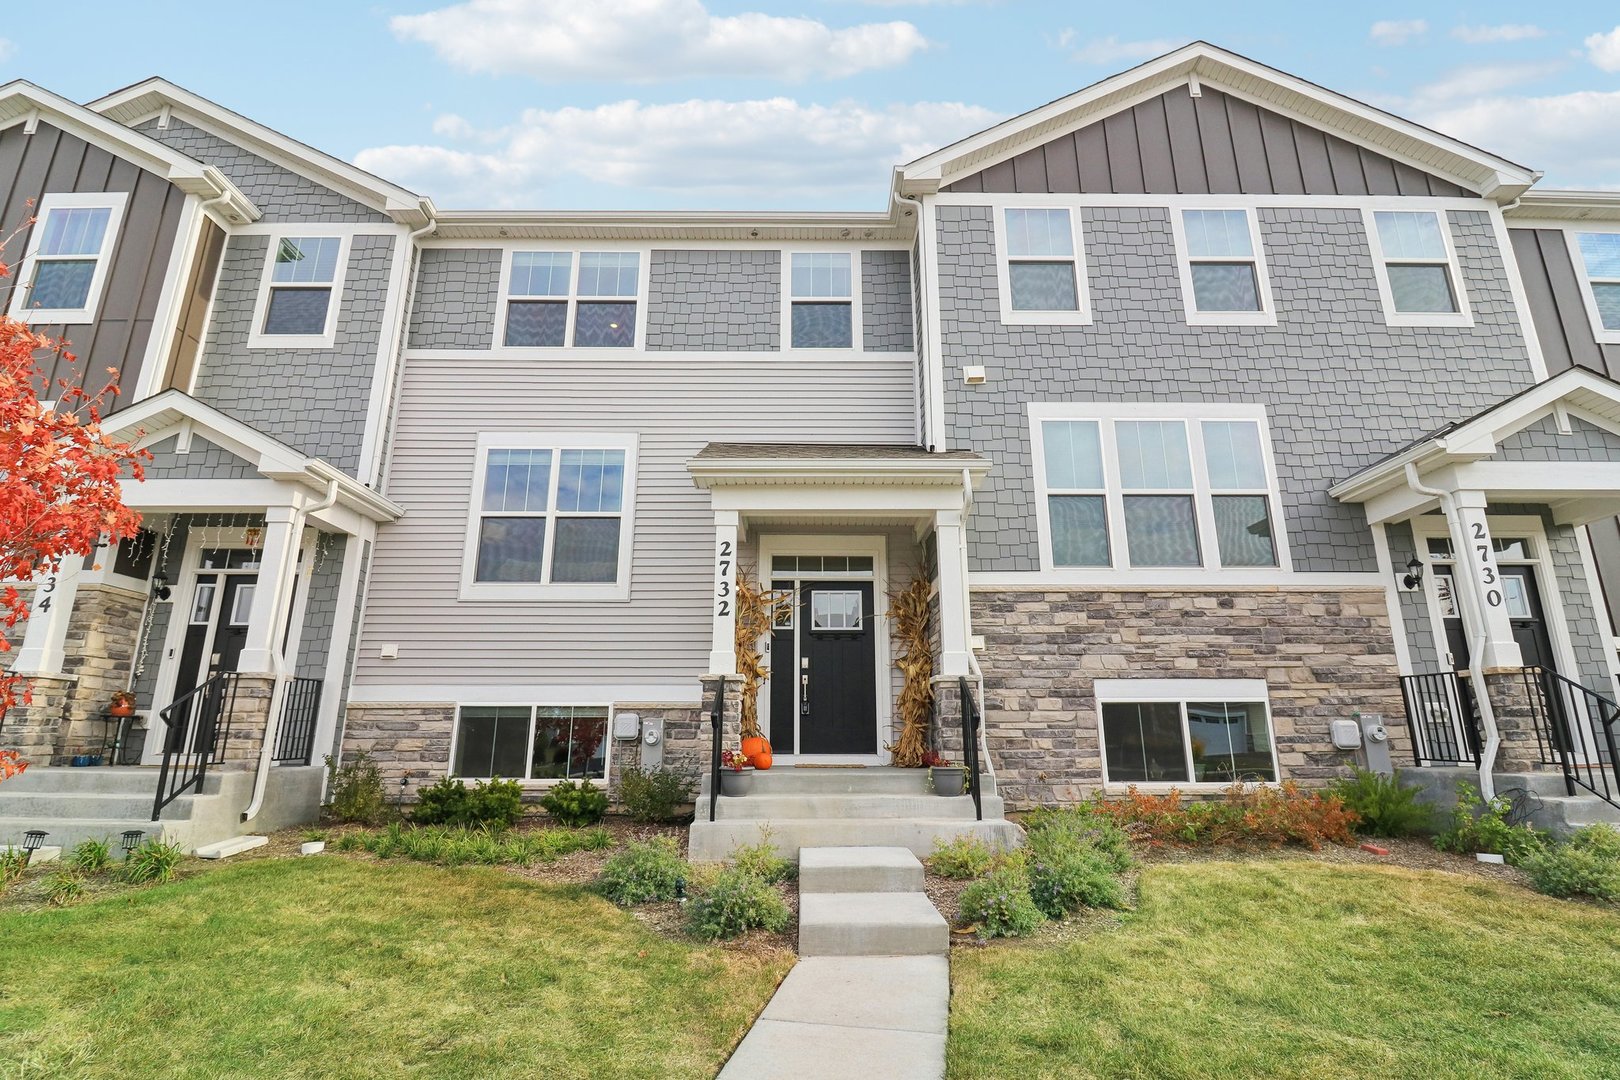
xmin=354 ymin=357 xmax=917 ymax=686
xmin=944 ymin=85 xmax=1469 ymax=197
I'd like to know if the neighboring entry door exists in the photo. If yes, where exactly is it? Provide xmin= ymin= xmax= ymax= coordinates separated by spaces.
xmin=166 ymin=552 xmax=258 ymax=753
xmin=1501 ymin=566 xmax=1557 ymax=672
xmin=798 ymin=581 xmax=877 ymax=755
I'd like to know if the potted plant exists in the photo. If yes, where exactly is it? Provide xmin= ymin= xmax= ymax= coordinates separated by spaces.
xmin=719 ymin=749 xmax=755 ymax=797
xmin=109 ymin=690 xmax=137 ymax=717
xmin=924 ymin=749 xmax=967 ymax=797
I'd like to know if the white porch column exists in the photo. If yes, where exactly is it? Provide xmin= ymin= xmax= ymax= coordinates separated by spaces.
xmin=935 ymin=509 xmax=972 ymax=678
xmin=10 ymin=558 xmax=83 ymax=675
xmin=237 ymin=505 xmax=303 ymax=675
xmin=707 ymin=510 xmax=740 ymax=676
xmin=1448 ymin=490 xmax=1523 ymax=669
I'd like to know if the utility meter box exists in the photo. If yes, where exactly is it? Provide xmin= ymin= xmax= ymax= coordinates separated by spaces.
xmin=1329 ymin=718 xmax=1362 ymax=750
xmin=639 ymin=717 xmax=665 ymax=770
xmin=613 ymin=712 xmax=641 ymax=741
xmin=1362 ymin=714 xmax=1393 ymax=775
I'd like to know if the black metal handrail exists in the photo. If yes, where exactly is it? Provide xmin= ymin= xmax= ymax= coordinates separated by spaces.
xmin=152 ymin=672 xmax=241 ymax=820
xmin=1398 ymin=670 xmax=1482 ymax=766
xmin=1522 ymin=666 xmax=1620 ymax=809
xmin=957 ymin=676 xmax=983 ymax=821
xmin=272 ymin=677 xmax=323 ymax=766
xmin=708 ymin=682 xmax=724 ymax=823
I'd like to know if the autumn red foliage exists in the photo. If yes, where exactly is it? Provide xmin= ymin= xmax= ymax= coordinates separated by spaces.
xmin=1089 ymin=781 xmax=1360 ymax=850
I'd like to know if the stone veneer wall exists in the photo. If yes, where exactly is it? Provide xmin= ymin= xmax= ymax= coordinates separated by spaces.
xmin=56 ymin=583 xmax=148 ymax=760
xmin=957 ymin=586 xmax=1406 ymax=807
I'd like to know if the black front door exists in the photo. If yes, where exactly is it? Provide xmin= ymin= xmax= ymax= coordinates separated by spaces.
xmin=799 ymin=581 xmax=877 ymax=754
xmin=1502 ymin=565 xmax=1557 ymax=671
xmin=167 ymin=552 xmax=258 ymax=753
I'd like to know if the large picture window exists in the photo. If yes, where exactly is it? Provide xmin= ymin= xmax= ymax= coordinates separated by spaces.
xmin=452 ymin=705 xmax=608 ymax=781
xmin=1031 ymin=405 xmax=1285 ymax=574
xmin=462 ymin=435 xmax=637 ymax=599
xmin=1095 ymin=680 xmax=1278 ymax=786
xmin=501 ymin=249 xmax=641 ymax=348
xmin=9 ymin=193 xmax=127 ymax=324
xmin=1365 ymin=210 xmax=1469 ymax=326
xmin=1572 ymin=230 xmax=1620 ymax=344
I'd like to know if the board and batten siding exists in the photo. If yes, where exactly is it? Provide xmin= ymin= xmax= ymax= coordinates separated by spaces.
xmin=0 ymin=120 xmax=186 ymax=394
xmin=353 ymin=356 xmax=917 ymax=690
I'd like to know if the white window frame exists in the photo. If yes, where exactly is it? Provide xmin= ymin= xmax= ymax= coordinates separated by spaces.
xmin=1363 ymin=208 xmax=1472 ymax=328
xmin=8 ymin=192 xmax=128 ymax=324
xmin=994 ymin=206 xmax=1092 ymax=325
xmin=459 ymin=432 xmax=638 ymax=602
xmin=1093 ymin=678 xmax=1280 ymax=791
xmin=246 ymin=231 xmax=350 ymax=349
xmin=1567 ymin=225 xmax=1620 ymax=346
xmin=1029 ymin=402 xmax=1292 ymax=581
xmin=493 ymin=245 xmax=649 ymax=351
xmin=446 ymin=703 xmax=613 ymax=787
xmin=1169 ymin=207 xmax=1275 ymax=326
xmin=781 ymin=248 xmax=864 ymax=352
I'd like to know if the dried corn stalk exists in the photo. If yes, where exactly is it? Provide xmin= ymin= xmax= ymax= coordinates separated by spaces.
xmin=885 ymin=576 xmax=934 ymax=767
xmin=735 ymin=571 xmax=795 ymax=740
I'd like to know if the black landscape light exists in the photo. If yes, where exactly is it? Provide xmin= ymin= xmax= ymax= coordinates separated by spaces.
xmin=21 ymin=830 xmax=47 ymax=866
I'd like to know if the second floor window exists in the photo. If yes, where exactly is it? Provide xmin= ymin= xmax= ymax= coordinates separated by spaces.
xmin=1367 ymin=210 xmax=1468 ymax=326
xmin=1003 ymin=208 xmax=1083 ymax=314
xmin=264 ymin=236 xmax=341 ymax=334
xmin=503 ymin=250 xmax=640 ymax=348
xmin=1574 ymin=231 xmax=1620 ymax=342
xmin=1176 ymin=209 xmax=1272 ymax=324
xmin=9 ymin=193 xmax=127 ymax=323
xmin=789 ymin=252 xmax=854 ymax=348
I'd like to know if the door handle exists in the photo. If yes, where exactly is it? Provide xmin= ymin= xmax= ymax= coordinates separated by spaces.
xmin=801 ymin=658 xmax=810 ymax=716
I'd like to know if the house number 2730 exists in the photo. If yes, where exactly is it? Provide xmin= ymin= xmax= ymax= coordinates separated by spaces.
xmin=1472 ymin=522 xmax=1503 ymax=607
xmin=715 ymin=540 xmax=733 ymax=617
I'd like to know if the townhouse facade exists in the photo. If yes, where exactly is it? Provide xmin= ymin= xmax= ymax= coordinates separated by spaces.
xmin=5 ymin=43 xmax=1620 ymax=852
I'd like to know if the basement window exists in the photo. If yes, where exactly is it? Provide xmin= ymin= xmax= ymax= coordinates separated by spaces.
xmin=452 ymin=704 xmax=608 ymax=781
xmin=1095 ymin=680 xmax=1278 ymax=786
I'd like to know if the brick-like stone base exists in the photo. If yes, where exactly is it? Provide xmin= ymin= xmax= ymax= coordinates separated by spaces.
xmin=968 ymin=586 xmax=1406 ymax=807
xmin=0 ymin=675 xmax=74 ymax=762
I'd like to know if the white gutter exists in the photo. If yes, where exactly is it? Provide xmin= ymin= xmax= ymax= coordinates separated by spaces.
xmin=1404 ymin=463 xmax=1501 ymax=800
xmin=241 ymin=478 xmax=340 ymax=823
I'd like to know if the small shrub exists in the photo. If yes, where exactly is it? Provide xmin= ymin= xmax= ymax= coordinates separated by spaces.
xmin=928 ymin=835 xmax=995 ymax=880
xmin=0 ymin=849 xmax=26 ymax=891
xmin=414 ymin=777 xmax=525 ymax=828
xmin=540 ymin=779 xmax=609 ymax=827
xmin=302 ymin=829 xmax=328 ymax=843
xmin=730 ymin=831 xmax=795 ymax=884
xmin=685 ymin=867 xmax=791 ymax=940
xmin=120 ymin=840 xmax=183 ymax=885
xmin=67 ymin=838 xmax=112 ymax=874
xmin=1090 ymin=782 xmax=1358 ymax=850
xmin=959 ymin=863 xmax=1046 ymax=939
xmin=44 ymin=869 xmax=88 ymax=907
xmin=1327 ymin=770 xmax=1436 ymax=838
xmin=1522 ymin=843 xmax=1620 ymax=903
xmin=598 ymin=837 xmax=688 ymax=906
xmin=1567 ymin=822 xmax=1620 ymax=861
xmin=412 ymin=776 xmax=470 ymax=825
xmin=619 ymin=765 xmax=695 ymax=823
xmin=1433 ymin=783 xmax=1546 ymax=864
xmin=338 ymin=822 xmax=610 ymax=866
xmin=1024 ymin=809 xmax=1134 ymax=873
xmin=1027 ymin=839 xmax=1127 ymax=918
xmin=324 ymin=752 xmax=389 ymax=825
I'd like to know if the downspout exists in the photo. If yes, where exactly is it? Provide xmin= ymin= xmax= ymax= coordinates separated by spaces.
xmin=242 ymin=478 xmax=341 ymax=823
xmin=1404 ymin=464 xmax=1501 ymax=800
xmin=958 ymin=467 xmax=994 ymax=785
xmin=893 ymin=189 xmax=931 ymax=449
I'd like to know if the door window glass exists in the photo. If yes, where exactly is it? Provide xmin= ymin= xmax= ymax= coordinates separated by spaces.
xmin=811 ymin=590 xmax=863 ymax=631
xmin=1503 ymin=575 xmax=1532 ymax=619
xmin=229 ymin=584 xmax=256 ymax=626
xmin=190 ymin=580 xmax=217 ymax=624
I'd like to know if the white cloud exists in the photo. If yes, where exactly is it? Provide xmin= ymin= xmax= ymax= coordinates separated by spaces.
xmin=1587 ymin=26 xmax=1620 ymax=72
xmin=1417 ymin=88 xmax=1620 ymax=188
xmin=1450 ymin=24 xmax=1545 ymax=44
xmin=389 ymin=0 xmax=928 ymax=81
xmin=355 ymin=97 xmax=1001 ymax=208
xmin=1064 ymin=34 xmax=1184 ymax=66
xmin=1401 ymin=61 xmax=1565 ymax=110
xmin=1370 ymin=19 xmax=1428 ymax=46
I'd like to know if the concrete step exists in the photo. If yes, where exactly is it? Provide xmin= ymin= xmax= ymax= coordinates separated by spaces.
xmin=1541 ymin=794 xmax=1620 ymax=830
xmin=800 ymin=847 xmax=924 ymax=894
xmin=1494 ymin=771 xmax=1584 ymax=799
xmin=196 ymin=835 xmax=268 ymax=860
xmin=712 ymin=792 xmax=1003 ymax=822
xmin=699 ymin=766 xmax=996 ymax=798
xmin=0 ymin=815 xmax=172 ymax=851
xmin=0 ymin=767 xmax=221 ymax=796
xmin=690 ymin=816 xmax=1020 ymax=862
xmin=799 ymin=891 xmax=948 ymax=957
xmin=0 ymin=790 xmax=196 ymax=820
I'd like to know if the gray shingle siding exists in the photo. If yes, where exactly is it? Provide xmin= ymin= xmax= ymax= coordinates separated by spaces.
xmin=143 ymin=436 xmax=258 ymax=480
xmin=134 ymin=117 xmax=388 ymax=223
xmin=1495 ymin=416 xmax=1620 ymax=462
xmin=408 ymin=247 xmax=501 ymax=349
xmin=295 ymin=539 xmax=347 ymax=681
xmin=647 ymin=249 xmax=780 ymax=351
xmin=935 ymin=203 xmax=1537 ymax=573
xmin=193 ymin=233 xmax=394 ymax=474
xmin=1385 ymin=520 xmax=1443 ymax=672
xmin=861 ymin=250 xmax=914 ymax=352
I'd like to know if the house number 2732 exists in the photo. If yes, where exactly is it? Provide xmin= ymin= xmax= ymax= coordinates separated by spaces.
xmin=1472 ymin=522 xmax=1503 ymax=608
xmin=715 ymin=540 xmax=733 ymax=617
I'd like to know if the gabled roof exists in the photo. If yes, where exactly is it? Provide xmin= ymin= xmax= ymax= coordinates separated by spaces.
xmin=106 ymin=390 xmax=402 ymax=523
xmin=89 ymin=78 xmax=435 ymax=227
xmin=0 ymin=81 xmax=258 ymax=224
xmin=899 ymin=42 xmax=1540 ymax=203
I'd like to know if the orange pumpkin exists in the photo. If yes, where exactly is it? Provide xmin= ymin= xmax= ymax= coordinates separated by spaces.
xmin=741 ymin=735 xmax=768 ymax=759
xmin=750 ymin=749 xmax=773 ymax=771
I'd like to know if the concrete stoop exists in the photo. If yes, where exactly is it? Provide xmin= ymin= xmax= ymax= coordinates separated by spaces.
xmin=1405 ymin=765 xmax=1620 ymax=837
xmin=689 ymin=766 xmax=1022 ymax=861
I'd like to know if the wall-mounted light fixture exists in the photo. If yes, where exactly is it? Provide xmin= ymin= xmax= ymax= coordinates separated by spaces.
xmin=1402 ymin=556 xmax=1425 ymax=591
xmin=151 ymin=573 xmax=171 ymax=601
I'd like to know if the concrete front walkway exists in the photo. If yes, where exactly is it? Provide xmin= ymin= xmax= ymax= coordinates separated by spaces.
xmin=717 ymin=956 xmax=948 ymax=1080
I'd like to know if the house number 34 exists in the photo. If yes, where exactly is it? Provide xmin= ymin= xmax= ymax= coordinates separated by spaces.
xmin=1472 ymin=522 xmax=1503 ymax=607
xmin=715 ymin=539 xmax=733 ymax=617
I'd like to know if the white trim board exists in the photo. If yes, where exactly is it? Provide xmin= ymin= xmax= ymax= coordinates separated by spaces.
xmin=346 ymin=683 xmax=700 ymax=706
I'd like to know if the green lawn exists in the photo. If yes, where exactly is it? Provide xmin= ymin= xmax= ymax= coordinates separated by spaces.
xmin=948 ymin=861 xmax=1620 ymax=1080
xmin=1 ymin=857 xmax=789 ymax=1079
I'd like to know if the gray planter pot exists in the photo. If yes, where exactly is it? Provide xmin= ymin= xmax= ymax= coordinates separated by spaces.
xmin=720 ymin=768 xmax=755 ymax=797
xmin=931 ymin=766 xmax=967 ymax=797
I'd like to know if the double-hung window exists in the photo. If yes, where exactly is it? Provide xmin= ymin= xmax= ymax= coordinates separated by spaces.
xmin=1032 ymin=405 xmax=1285 ymax=573
xmin=463 ymin=434 xmax=637 ymax=598
xmin=788 ymin=252 xmax=855 ymax=348
xmin=1366 ymin=210 xmax=1469 ymax=326
xmin=9 ymin=193 xmax=127 ymax=323
xmin=1174 ymin=208 xmax=1272 ymax=324
xmin=998 ymin=208 xmax=1087 ymax=322
xmin=249 ymin=234 xmax=346 ymax=348
xmin=501 ymin=250 xmax=641 ymax=348
xmin=452 ymin=704 xmax=608 ymax=782
xmin=1572 ymin=231 xmax=1620 ymax=344
xmin=1095 ymin=680 xmax=1278 ymax=786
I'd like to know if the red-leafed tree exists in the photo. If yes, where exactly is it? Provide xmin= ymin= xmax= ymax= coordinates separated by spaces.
xmin=2 ymin=256 xmax=148 ymax=771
